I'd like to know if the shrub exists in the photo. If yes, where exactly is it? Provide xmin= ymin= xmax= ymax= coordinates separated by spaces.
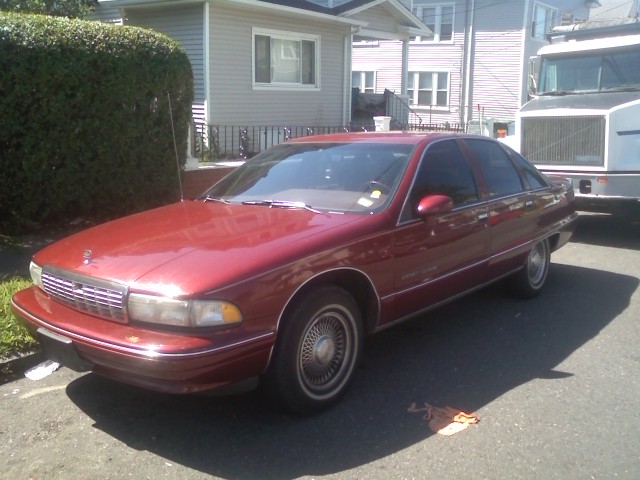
xmin=0 ymin=12 xmax=194 ymax=232
xmin=0 ymin=277 xmax=37 ymax=360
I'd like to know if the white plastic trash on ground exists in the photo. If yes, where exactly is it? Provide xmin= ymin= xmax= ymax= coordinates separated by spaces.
xmin=24 ymin=360 xmax=60 ymax=380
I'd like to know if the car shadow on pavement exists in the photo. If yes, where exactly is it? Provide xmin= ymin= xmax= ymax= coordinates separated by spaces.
xmin=64 ymin=262 xmax=638 ymax=479
xmin=571 ymin=212 xmax=640 ymax=251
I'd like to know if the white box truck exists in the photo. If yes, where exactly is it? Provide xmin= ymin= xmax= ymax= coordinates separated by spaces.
xmin=517 ymin=22 xmax=640 ymax=214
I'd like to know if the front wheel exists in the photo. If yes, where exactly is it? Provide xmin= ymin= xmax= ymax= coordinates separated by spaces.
xmin=263 ymin=286 xmax=363 ymax=414
xmin=506 ymin=238 xmax=550 ymax=299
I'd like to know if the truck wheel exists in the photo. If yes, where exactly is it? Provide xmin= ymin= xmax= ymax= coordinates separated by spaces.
xmin=263 ymin=286 xmax=362 ymax=414
xmin=507 ymin=238 xmax=550 ymax=299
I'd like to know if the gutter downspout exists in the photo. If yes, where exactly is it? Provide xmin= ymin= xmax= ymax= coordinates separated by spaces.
xmin=463 ymin=0 xmax=475 ymax=128
xmin=401 ymin=39 xmax=409 ymax=95
xmin=344 ymin=27 xmax=358 ymax=125
xmin=204 ymin=1 xmax=211 ymax=125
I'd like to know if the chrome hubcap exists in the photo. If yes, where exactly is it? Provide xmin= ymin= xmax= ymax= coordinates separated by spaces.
xmin=313 ymin=335 xmax=336 ymax=367
xmin=300 ymin=313 xmax=350 ymax=392
xmin=528 ymin=242 xmax=547 ymax=286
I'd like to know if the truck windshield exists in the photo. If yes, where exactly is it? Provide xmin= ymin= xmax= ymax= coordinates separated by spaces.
xmin=538 ymin=48 xmax=640 ymax=95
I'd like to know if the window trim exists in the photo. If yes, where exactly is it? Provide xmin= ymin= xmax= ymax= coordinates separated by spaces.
xmin=531 ymin=2 xmax=558 ymax=41
xmin=252 ymin=27 xmax=321 ymax=91
xmin=352 ymin=70 xmax=377 ymax=93
xmin=406 ymin=70 xmax=451 ymax=109
xmin=410 ymin=2 xmax=455 ymax=44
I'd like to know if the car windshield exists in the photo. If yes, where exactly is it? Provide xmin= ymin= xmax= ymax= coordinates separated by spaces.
xmin=202 ymin=142 xmax=414 ymax=213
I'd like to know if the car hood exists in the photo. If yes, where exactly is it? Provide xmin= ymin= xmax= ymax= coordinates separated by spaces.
xmin=33 ymin=201 xmax=372 ymax=296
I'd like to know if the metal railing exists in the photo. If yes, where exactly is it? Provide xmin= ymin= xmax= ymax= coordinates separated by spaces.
xmin=384 ymin=89 xmax=424 ymax=129
xmin=409 ymin=122 xmax=466 ymax=133
xmin=191 ymin=120 xmax=467 ymax=161
xmin=192 ymin=123 xmax=372 ymax=161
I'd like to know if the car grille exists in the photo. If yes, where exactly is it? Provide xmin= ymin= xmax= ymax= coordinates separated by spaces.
xmin=521 ymin=115 xmax=605 ymax=167
xmin=41 ymin=268 xmax=127 ymax=323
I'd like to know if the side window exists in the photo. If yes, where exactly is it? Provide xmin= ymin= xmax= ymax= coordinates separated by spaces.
xmin=510 ymin=150 xmax=548 ymax=190
xmin=401 ymin=140 xmax=479 ymax=222
xmin=466 ymin=139 xmax=524 ymax=197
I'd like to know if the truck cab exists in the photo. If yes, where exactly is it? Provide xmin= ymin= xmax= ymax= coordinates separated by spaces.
xmin=516 ymin=25 xmax=640 ymax=214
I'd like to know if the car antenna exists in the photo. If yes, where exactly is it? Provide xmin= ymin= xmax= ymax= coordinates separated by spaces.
xmin=167 ymin=91 xmax=184 ymax=202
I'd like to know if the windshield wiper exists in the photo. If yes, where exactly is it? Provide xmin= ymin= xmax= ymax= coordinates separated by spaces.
xmin=201 ymin=195 xmax=230 ymax=204
xmin=541 ymin=90 xmax=573 ymax=96
xmin=241 ymin=199 xmax=320 ymax=213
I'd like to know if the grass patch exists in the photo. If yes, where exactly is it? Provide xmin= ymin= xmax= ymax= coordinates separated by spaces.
xmin=1 ymin=277 xmax=38 ymax=360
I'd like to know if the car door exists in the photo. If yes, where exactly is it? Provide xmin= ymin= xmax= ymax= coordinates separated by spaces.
xmin=391 ymin=139 xmax=490 ymax=321
xmin=460 ymin=138 xmax=535 ymax=280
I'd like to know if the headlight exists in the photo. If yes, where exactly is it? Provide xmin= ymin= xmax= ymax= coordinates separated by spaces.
xmin=29 ymin=262 xmax=43 ymax=290
xmin=127 ymin=293 xmax=242 ymax=328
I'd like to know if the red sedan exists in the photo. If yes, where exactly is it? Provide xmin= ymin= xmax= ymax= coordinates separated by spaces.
xmin=12 ymin=132 xmax=577 ymax=413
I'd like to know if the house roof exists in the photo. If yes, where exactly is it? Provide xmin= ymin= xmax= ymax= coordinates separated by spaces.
xmin=101 ymin=0 xmax=431 ymax=38
xmin=259 ymin=0 xmax=333 ymax=14
xmin=336 ymin=0 xmax=430 ymax=39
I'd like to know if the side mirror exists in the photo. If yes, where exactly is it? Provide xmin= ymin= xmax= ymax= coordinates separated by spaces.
xmin=527 ymin=74 xmax=538 ymax=98
xmin=527 ymin=56 xmax=539 ymax=99
xmin=417 ymin=194 xmax=453 ymax=217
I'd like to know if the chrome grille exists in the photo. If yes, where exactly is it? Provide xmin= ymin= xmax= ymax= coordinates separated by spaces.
xmin=42 ymin=267 xmax=127 ymax=322
xmin=521 ymin=115 xmax=606 ymax=167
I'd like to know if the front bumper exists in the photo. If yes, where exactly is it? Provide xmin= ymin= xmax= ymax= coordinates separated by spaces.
xmin=11 ymin=287 xmax=274 ymax=394
xmin=541 ymin=171 xmax=640 ymax=213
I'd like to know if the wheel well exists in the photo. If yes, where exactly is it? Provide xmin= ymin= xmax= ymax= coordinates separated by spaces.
xmin=547 ymin=233 xmax=560 ymax=252
xmin=282 ymin=269 xmax=380 ymax=334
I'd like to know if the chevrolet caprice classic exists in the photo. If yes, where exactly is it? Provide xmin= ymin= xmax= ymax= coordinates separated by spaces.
xmin=12 ymin=132 xmax=577 ymax=413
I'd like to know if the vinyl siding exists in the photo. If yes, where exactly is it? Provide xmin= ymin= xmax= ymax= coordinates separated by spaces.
xmin=126 ymin=5 xmax=206 ymax=107
xmin=353 ymin=0 xmax=595 ymax=131
xmin=408 ymin=31 xmax=464 ymax=125
xmin=208 ymin=5 xmax=349 ymax=126
xmin=87 ymin=4 xmax=123 ymax=24
xmin=353 ymin=41 xmax=403 ymax=94
xmin=468 ymin=2 xmax=524 ymax=122
xmin=354 ymin=5 xmax=413 ymax=32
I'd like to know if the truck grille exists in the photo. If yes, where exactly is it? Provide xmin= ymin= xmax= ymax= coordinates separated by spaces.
xmin=521 ymin=116 xmax=606 ymax=167
xmin=41 ymin=268 xmax=127 ymax=322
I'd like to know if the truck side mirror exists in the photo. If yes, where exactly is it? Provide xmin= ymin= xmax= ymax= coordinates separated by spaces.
xmin=527 ymin=56 xmax=539 ymax=99
xmin=528 ymin=74 xmax=537 ymax=98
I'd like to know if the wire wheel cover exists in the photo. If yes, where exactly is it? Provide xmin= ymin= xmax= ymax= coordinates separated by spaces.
xmin=299 ymin=311 xmax=352 ymax=392
xmin=527 ymin=241 xmax=548 ymax=286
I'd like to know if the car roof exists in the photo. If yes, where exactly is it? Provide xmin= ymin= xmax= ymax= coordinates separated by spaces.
xmin=286 ymin=131 xmax=488 ymax=145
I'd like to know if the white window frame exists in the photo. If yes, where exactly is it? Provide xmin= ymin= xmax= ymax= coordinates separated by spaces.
xmin=531 ymin=2 xmax=558 ymax=41
xmin=407 ymin=71 xmax=450 ymax=108
xmin=411 ymin=2 xmax=455 ymax=43
xmin=352 ymin=71 xmax=376 ymax=93
xmin=252 ymin=27 xmax=321 ymax=91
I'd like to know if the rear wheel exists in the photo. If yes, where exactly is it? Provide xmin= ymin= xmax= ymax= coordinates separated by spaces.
xmin=263 ymin=286 xmax=362 ymax=414
xmin=507 ymin=238 xmax=550 ymax=298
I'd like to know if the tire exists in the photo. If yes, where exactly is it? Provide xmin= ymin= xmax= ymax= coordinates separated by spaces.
xmin=507 ymin=238 xmax=550 ymax=299
xmin=263 ymin=286 xmax=363 ymax=414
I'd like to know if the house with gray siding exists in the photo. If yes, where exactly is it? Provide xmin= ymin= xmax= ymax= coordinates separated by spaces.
xmin=352 ymin=0 xmax=598 ymax=136
xmin=93 ymin=0 xmax=429 ymax=154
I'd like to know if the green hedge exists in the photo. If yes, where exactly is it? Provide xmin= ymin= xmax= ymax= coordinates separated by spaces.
xmin=0 ymin=12 xmax=194 ymax=232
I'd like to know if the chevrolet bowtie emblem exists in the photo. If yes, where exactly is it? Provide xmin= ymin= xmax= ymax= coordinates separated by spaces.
xmin=83 ymin=249 xmax=93 ymax=265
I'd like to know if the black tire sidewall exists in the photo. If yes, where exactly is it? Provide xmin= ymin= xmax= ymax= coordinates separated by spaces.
xmin=507 ymin=238 xmax=550 ymax=299
xmin=264 ymin=286 xmax=363 ymax=414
